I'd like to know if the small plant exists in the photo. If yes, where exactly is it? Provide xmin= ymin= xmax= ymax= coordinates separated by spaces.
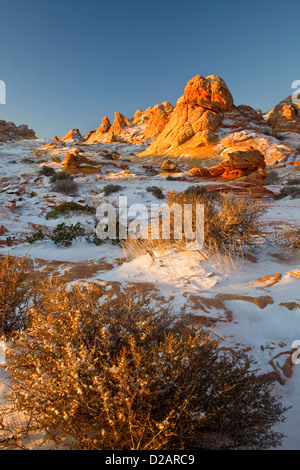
xmin=51 ymin=222 xmax=85 ymax=247
xmin=26 ymin=230 xmax=45 ymax=244
xmin=38 ymin=165 xmax=56 ymax=177
xmin=6 ymin=235 xmax=16 ymax=247
xmin=102 ymin=184 xmax=122 ymax=197
xmin=165 ymin=175 xmax=176 ymax=181
xmin=50 ymin=172 xmax=78 ymax=196
xmin=277 ymin=224 xmax=300 ymax=251
xmin=45 ymin=201 xmax=96 ymax=220
xmin=286 ymin=178 xmax=300 ymax=185
xmin=276 ymin=186 xmax=300 ymax=199
xmin=265 ymin=170 xmax=280 ymax=185
xmin=146 ymin=186 xmax=165 ymax=199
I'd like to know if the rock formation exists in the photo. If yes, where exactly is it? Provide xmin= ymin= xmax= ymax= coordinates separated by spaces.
xmin=188 ymin=147 xmax=266 ymax=180
xmin=60 ymin=128 xmax=84 ymax=143
xmin=138 ymin=75 xmax=298 ymax=165
xmin=266 ymin=96 xmax=300 ymax=133
xmin=0 ymin=120 xmax=36 ymax=141
xmin=85 ymin=102 xmax=174 ymax=145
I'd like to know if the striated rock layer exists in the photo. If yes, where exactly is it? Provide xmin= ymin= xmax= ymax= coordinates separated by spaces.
xmin=0 ymin=120 xmax=36 ymax=141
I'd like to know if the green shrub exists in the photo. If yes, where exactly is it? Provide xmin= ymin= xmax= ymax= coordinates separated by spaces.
xmin=45 ymin=201 xmax=96 ymax=220
xmin=3 ymin=282 xmax=287 ymax=450
xmin=51 ymin=222 xmax=85 ymax=247
xmin=26 ymin=230 xmax=45 ymax=244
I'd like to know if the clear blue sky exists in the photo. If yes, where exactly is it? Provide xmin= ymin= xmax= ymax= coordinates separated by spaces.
xmin=0 ymin=0 xmax=299 ymax=139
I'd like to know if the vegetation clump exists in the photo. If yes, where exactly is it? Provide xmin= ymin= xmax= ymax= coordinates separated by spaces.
xmin=3 ymin=282 xmax=287 ymax=450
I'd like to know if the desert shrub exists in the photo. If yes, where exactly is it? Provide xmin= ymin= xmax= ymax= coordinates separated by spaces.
xmin=51 ymin=178 xmax=78 ymax=196
xmin=26 ymin=229 xmax=45 ymax=244
xmin=51 ymin=222 xmax=85 ymax=247
xmin=45 ymin=201 xmax=96 ymax=220
xmin=102 ymin=184 xmax=122 ymax=197
xmin=265 ymin=170 xmax=280 ymax=185
xmin=146 ymin=186 xmax=165 ymax=199
xmin=124 ymin=190 xmax=264 ymax=259
xmin=38 ymin=165 xmax=56 ymax=177
xmin=276 ymin=186 xmax=300 ymax=199
xmin=3 ymin=281 xmax=286 ymax=450
xmin=286 ymin=178 xmax=300 ymax=185
xmin=0 ymin=254 xmax=34 ymax=339
xmin=277 ymin=225 xmax=300 ymax=251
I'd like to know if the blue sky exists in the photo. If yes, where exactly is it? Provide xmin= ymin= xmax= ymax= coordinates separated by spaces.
xmin=0 ymin=0 xmax=299 ymax=138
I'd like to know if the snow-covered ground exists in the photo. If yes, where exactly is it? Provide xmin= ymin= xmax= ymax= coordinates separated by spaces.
xmin=0 ymin=138 xmax=299 ymax=449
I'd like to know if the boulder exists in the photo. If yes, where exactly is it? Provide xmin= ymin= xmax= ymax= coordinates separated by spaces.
xmin=267 ymin=96 xmax=300 ymax=134
xmin=188 ymin=147 xmax=266 ymax=179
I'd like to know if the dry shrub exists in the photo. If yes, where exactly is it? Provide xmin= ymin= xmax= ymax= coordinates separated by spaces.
xmin=0 ymin=254 xmax=34 ymax=339
xmin=277 ymin=224 xmax=300 ymax=251
xmin=4 ymin=280 xmax=286 ymax=450
xmin=123 ymin=187 xmax=265 ymax=263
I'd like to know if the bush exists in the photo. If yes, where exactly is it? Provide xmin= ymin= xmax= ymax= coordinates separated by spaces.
xmin=51 ymin=222 xmax=85 ymax=247
xmin=286 ymin=178 xmax=300 ymax=185
xmin=277 ymin=225 xmax=300 ymax=251
xmin=45 ymin=201 xmax=96 ymax=220
xmin=4 ymin=282 xmax=286 ymax=450
xmin=265 ymin=170 xmax=280 ymax=185
xmin=26 ymin=229 xmax=45 ymax=244
xmin=102 ymin=184 xmax=122 ymax=197
xmin=276 ymin=186 xmax=300 ymax=199
xmin=38 ymin=165 xmax=56 ymax=177
xmin=146 ymin=186 xmax=165 ymax=199
xmin=0 ymin=254 xmax=34 ymax=339
xmin=50 ymin=172 xmax=78 ymax=196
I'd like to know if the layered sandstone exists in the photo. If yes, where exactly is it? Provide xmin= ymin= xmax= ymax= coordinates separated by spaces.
xmin=188 ymin=147 xmax=266 ymax=180
xmin=0 ymin=120 xmax=36 ymax=141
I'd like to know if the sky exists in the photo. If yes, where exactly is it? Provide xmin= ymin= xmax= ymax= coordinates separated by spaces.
xmin=0 ymin=0 xmax=300 ymax=139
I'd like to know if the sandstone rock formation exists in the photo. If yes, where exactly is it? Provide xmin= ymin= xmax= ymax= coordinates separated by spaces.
xmin=0 ymin=120 xmax=36 ymax=141
xmin=60 ymin=128 xmax=84 ymax=143
xmin=188 ymin=147 xmax=266 ymax=180
xmin=85 ymin=102 xmax=174 ymax=145
xmin=138 ymin=75 xmax=298 ymax=165
xmin=266 ymin=96 xmax=300 ymax=133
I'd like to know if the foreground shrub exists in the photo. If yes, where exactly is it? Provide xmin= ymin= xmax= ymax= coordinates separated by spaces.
xmin=0 ymin=254 xmax=34 ymax=339
xmin=4 ymin=281 xmax=286 ymax=450
xmin=265 ymin=170 xmax=280 ymax=185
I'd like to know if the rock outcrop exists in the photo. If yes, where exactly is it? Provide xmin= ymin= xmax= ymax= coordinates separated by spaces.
xmin=60 ymin=128 xmax=84 ymax=143
xmin=0 ymin=120 xmax=36 ymax=141
xmin=188 ymin=147 xmax=266 ymax=180
xmin=138 ymin=75 xmax=298 ymax=165
xmin=85 ymin=102 xmax=174 ymax=145
xmin=266 ymin=96 xmax=300 ymax=134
